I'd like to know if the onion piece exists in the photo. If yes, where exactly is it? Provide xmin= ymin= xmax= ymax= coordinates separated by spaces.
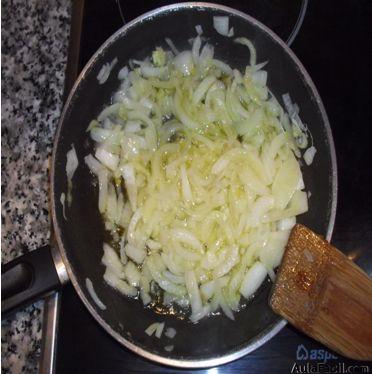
xmin=164 ymin=327 xmax=177 ymax=339
xmin=66 ymin=144 xmax=78 ymax=181
xmin=192 ymin=36 xmax=202 ymax=64
xmin=118 ymin=65 xmax=129 ymax=80
xmin=97 ymin=168 xmax=109 ymax=213
xmin=195 ymin=25 xmax=203 ymax=35
xmin=95 ymin=148 xmax=119 ymax=171
xmin=97 ymin=57 xmax=118 ymax=84
xmin=145 ymin=322 xmax=159 ymax=336
xmin=60 ymin=193 xmax=67 ymax=220
xmin=164 ymin=345 xmax=174 ymax=352
xmin=234 ymin=37 xmax=256 ymax=66
xmin=193 ymin=76 xmax=216 ymax=105
xmin=103 ymin=268 xmax=137 ymax=296
xmin=155 ymin=322 xmax=165 ymax=338
xmin=174 ymin=51 xmax=194 ymax=75
xmin=121 ymin=163 xmax=137 ymax=211
xmin=86 ymin=278 xmax=106 ymax=310
xmin=213 ymin=16 xmax=230 ymax=36
xmin=240 ymin=262 xmax=267 ymax=299
xmin=165 ymin=38 xmax=179 ymax=55
xmin=180 ymin=164 xmax=193 ymax=203
xmin=102 ymin=243 xmax=124 ymax=278
xmin=277 ymin=217 xmax=296 ymax=231
xmin=185 ymin=271 xmax=202 ymax=322
xmin=304 ymin=146 xmax=317 ymax=166
xmin=125 ymin=243 xmax=146 ymax=264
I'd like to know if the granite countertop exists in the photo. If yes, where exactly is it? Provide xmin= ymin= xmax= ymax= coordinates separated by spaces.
xmin=1 ymin=0 xmax=71 ymax=372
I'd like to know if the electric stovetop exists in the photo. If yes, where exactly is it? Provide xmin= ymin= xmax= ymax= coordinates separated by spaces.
xmin=54 ymin=1 xmax=372 ymax=373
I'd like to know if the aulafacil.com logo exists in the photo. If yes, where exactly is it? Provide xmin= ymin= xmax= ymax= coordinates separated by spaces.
xmin=291 ymin=345 xmax=370 ymax=373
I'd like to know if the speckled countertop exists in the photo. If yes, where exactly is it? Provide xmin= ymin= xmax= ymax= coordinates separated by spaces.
xmin=1 ymin=0 xmax=71 ymax=372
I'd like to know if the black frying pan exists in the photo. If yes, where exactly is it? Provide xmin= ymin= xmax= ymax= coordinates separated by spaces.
xmin=1 ymin=3 xmax=337 ymax=368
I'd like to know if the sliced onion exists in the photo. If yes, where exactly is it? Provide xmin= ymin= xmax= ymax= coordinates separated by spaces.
xmin=66 ymin=144 xmax=78 ymax=181
xmin=121 ymin=163 xmax=137 ymax=211
xmin=180 ymin=164 xmax=193 ymax=203
xmin=95 ymin=147 xmax=119 ymax=171
xmin=89 ymin=31 xmax=312 ymax=324
xmin=86 ymin=278 xmax=106 ymax=310
xmin=239 ymin=262 xmax=267 ymax=299
xmin=155 ymin=322 xmax=165 ymax=338
xmin=165 ymin=38 xmax=179 ymax=55
xmin=103 ymin=268 xmax=137 ymax=297
xmin=192 ymin=36 xmax=202 ymax=64
xmin=60 ymin=193 xmax=66 ymax=220
xmin=192 ymin=76 xmax=216 ymax=105
xmin=125 ymin=243 xmax=146 ymax=264
xmin=145 ymin=322 xmax=159 ymax=336
xmin=84 ymin=154 xmax=103 ymax=176
xmin=124 ymin=261 xmax=141 ymax=287
xmin=97 ymin=168 xmax=109 ymax=213
xmin=185 ymin=271 xmax=202 ymax=321
xmin=235 ymin=37 xmax=256 ymax=66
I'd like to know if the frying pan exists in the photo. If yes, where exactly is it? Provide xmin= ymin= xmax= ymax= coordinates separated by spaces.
xmin=1 ymin=3 xmax=337 ymax=368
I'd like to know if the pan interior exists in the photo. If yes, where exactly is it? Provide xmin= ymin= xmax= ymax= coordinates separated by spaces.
xmin=52 ymin=4 xmax=336 ymax=367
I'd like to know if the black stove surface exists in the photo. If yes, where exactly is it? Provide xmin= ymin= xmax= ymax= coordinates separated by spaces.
xmin=56 ymin=1 xmax=372 ymax=373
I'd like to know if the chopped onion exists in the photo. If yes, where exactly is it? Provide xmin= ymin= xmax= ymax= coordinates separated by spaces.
xmin=86 ymin=278 xmax=106 ymax=310
xmin=164 ymin=345 xmax=174 ymax=352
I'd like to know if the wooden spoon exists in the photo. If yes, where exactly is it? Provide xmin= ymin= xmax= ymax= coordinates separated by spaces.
xmin=270 ymin=224 xmax=372 ymax=361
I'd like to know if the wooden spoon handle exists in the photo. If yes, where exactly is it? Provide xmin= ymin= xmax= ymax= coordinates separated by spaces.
xmin=270 ymin=224 xmax=372 ymax=361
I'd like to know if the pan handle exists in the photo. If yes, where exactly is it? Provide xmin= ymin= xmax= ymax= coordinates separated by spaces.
xmin=1 ymin=245 xmax=66 ymax=317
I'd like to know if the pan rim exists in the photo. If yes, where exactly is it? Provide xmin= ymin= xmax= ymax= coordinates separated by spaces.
xmin=50 ymin=1 xmax=337 ymax=368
